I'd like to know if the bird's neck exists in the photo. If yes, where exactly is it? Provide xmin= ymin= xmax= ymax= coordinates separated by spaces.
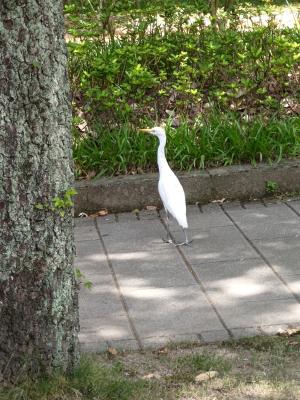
xmin=157 ymin=135 xmax=170 ymax=174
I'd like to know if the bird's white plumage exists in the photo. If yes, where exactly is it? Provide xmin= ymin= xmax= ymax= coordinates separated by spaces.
xmin=158 ymin=166 xmax=188 ymax=229
xmin=145 ymin=127 xmax=188 ymax=229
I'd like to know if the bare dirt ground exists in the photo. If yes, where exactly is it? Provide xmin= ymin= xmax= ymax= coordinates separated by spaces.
xmin=96 ymin=334 xmax=300 ymax=400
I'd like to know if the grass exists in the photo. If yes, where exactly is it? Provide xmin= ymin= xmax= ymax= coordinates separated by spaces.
xmin=2 ymin=334 xmax=300 ymax=400
xmin=74 ymin=115 xmax=300 ymax=178
xmin=0 ymin=357 xmax=145 ymax=400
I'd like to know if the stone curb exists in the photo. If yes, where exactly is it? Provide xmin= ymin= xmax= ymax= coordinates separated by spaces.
xmin=74 ymin=160 xmax=300 ymax=215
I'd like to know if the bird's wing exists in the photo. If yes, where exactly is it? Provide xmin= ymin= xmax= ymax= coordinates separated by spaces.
xmin=158 ymin=171 xmax=188 ymax=228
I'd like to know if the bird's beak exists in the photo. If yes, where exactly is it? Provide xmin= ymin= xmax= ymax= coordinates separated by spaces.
xmin=138 ymin=128 xmax=152 ymax=134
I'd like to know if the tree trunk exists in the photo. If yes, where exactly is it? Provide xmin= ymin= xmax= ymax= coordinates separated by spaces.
xmin=0 ymin=0 xmax=79 ymax=383
xmin=224 ymin=0 xmax=234 ymax=11
xmin=210 ymin=0 xmax=219 ymax=17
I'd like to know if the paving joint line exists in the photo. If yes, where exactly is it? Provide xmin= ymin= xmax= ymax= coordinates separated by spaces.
xmin=94 ymin=218 xmax=143 ymax=351
xmin=285 ymin=201 xmax=300 ymax=217
xmin=185 ymin=256 xmax=261 ymax=266
xmin=197 ymin=204 xmax=204 ymax=213
xmin=158 ymin=210 xmax=234 ymax=339
xmin=220 ymin=204 xmax=300 ymax=304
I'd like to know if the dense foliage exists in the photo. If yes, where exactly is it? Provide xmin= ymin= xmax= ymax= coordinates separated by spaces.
xmin=65 ymin=1 xmax=300 ymax=177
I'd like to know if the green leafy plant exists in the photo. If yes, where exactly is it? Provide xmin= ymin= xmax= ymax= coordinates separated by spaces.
xmin=35 ymin=188 xmax=78 ymax=217
xmin=265 ymin=180 xmax=279 ymax=194
xmin=67 ymin=8 xmax=300 ymax=126
xmin=75 ymin=268 xmax=93 ymax=289
xmin=73 ymin=115 xmax=300 ymax=178
xmin=66 ymin=0 xmax=300 ymax=178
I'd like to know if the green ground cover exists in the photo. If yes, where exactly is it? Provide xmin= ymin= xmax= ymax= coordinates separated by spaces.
xmin=2 ymin=334 xmax=300 ymax=399
xmin=65 ymin=1 xmax=300 ymax=178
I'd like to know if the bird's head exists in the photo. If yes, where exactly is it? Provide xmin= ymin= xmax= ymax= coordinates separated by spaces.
xmin=138 ymin=126 xmax=166 ymax=139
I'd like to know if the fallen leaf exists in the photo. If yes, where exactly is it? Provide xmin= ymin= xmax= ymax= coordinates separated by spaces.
xmin=146 ymin=205 xmax=157 ymax=211
xmin=195 ymin=371 xmax=219 ymax=383
xmin=153 ymin=346 xmax=168 ymax=355
xmin=277 ymin=326 xmax=300 ymax=337
xmin=77 ymin=121 xmax=88 ymax=132
xmin=157 ymin=347 xmax=168 ymax=354
xmin=98 ymin=209 xmax=108 ymax=216
xmin=89 ymin=209 xmax=108 ymax=217
xmin=212 ymin=198 xmax=226 ymax=203
xmin=107 ymin=347 xmax=118 ymax=357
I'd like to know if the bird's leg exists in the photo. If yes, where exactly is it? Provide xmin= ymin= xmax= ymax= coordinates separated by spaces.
xmin=175 ymin=228 xmax=193 ymax=247
xmin=162 ymin=209 xmax=174 ymax=244
xmin=184 ymin=228 xmax=193 ymax=246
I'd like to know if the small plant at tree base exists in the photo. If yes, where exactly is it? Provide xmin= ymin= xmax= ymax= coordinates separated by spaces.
xmin=265 ymin=180 xmax=279 ymax=194
xmin=35 ymin=187 xmax=78 ymax=217
xmin=52 ymin=187 xmax=78 ymax=216
xmin=75 ymin=268 xmax=93 ymax=289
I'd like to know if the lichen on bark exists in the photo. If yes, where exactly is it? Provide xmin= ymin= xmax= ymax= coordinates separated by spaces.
xmin=0 ymin=0 xmax=79 ymax=382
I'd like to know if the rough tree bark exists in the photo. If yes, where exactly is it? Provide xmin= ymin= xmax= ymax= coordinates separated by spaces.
xmin=0 ymin=0 xmax=79 ymax=382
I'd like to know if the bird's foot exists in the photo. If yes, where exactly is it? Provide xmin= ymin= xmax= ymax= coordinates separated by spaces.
xmin=162 ymin=237 xmax=193 ymax=247
xmin=175 ymin=239 xmax=193 ymax=247
xmin=162 ymin=237 xmax=174 ymax=244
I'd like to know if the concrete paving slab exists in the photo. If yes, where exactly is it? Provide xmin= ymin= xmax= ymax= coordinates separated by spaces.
xmin=283 ymin=275 xmax=300 ymax=297
xmin=215 ymin=298 xmax=300 ymax=328
xmin=76 ymin=243 xmax=124 ymax=316
xmin=75 ymin=238 xmax=119 ymax=316
xmin=106 ymin=339 xmax=140 ymax=351
xmin=116 ymin=212 xmax=140 ymax=223
xmin=163 ymin=204 xmax=232 ymax=232
xmin=225 ymin=201 xmax=300 ymax=239
xmin=75 ymin=239 xmax=106 ymax=268
xmin=122 ymin=285 xmax=225 ymax=338
xmin=230 ymin=327 xmax=261 ymax=339
xmin=181 ymin=225 xmax=257 ymax=264
xmin=99 ymin=219 xmax=167 ymax=252
xmin=80 ymin=341 xmax=108 ymax=353
xmin=260 ymin=324 xmax=291 ymax=335
xmin=75 ymin=218 xmax=99 ymax=242
xmin=253 ymin=237 xmax=300 ymax=276
xmin=110 ymin=248 xmax=196 ymax=288
xmin=191 ymin=258 xmax=293 ymax=304
xmin=75 ymin=198 xmax=300 ymax=351
xmin=138 ymin=209 xmax=160 ymax=220
xmin=288 ymin=200 xmax=300 ymax=214
xmin=75 ymin=239 xmax=118 ymax=296
xmin=79 ymin=286 xmax=125 ymax=316
xmin=200 ymin=329 xmax=230 ymax=343
xmin=142 ymin=334 xmax=201 ymax=349
xmin=200 ymin=203 xmax=233 ymax=228
xmin=79 ymin=314 xmax=135 ymax=344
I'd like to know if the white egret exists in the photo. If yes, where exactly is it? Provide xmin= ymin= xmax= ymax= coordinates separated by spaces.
xmin=138 ymin=127 xmax=192 ymax=246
